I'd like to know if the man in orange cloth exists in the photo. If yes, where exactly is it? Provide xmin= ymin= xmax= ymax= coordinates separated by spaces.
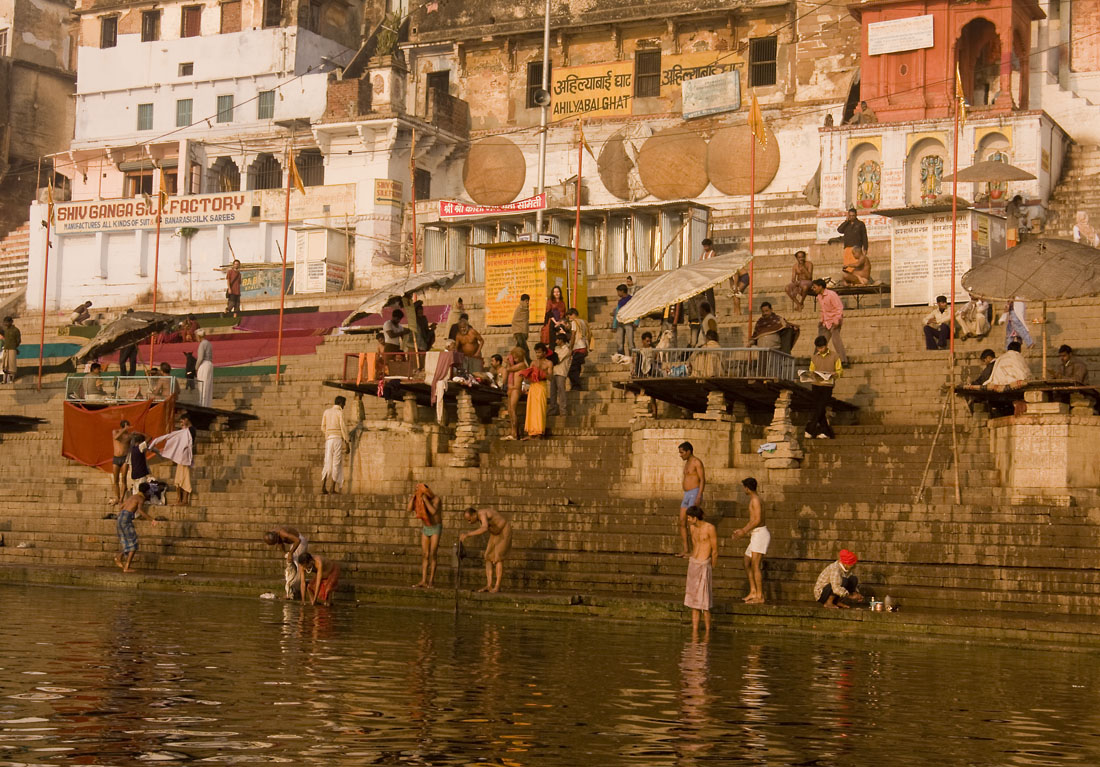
xmin=837 ymin=207 xmax=872 ymax=285
xmin=408 ymin=483 xmax=443 ymax=588
xmin=298 ymin=551 xmax=341 ymax=606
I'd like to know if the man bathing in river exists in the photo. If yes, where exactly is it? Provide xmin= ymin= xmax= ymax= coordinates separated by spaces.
xmin=732 ymin=477 xmax=770 ymax=604
xmin=115 ymin=483 xmax=157 ymax=572
xmin=297 ymin=551 xmax=340 ymax=606
xmin=263 ymin=527 xmax=309 ymax=598
xmin=684 ymin=506 xmax=718 ymax=637
xmin=459 ymin=507 xmax=512 ymax=593
xmin=111 ymin=419 xmax=132 ymax=503
xmin=677 ymin=442 xmax=706 ymax=557
xmin=408 ymin=483 xmax=443 ymax=588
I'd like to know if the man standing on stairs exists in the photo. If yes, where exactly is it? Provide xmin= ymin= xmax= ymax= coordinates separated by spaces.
xmin=115 ymin=482 xmax=158 ymax=573
xmin=1 ymin=316 xmax=20 ymax=384
xmin=684 ymin=505 xmax=717 ymax=638
xmin=320 ymin=396 xmax=350 ymax=495
xmin=111 ymin=420 xmax=133 ymax=503
xmin=677 ymin=442 xmax=706 ymax=558
xmin=810 ymin=280 xmax=848 ymax=366
xmin=732 ymin=477 xmax=769 ymax=604
xmin=225 ymin=259 xmax=242 ymax=317
xmin=805 ymin=335 xmax=842 ymax=439
xmin=566 ymin=308 xmax=589 ymax=391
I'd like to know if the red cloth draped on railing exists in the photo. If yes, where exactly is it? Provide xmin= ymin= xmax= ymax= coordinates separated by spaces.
xmin=62 ymin=395 xmax=176 ymax=473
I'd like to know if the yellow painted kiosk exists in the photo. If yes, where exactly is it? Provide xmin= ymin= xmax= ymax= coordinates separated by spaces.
xmin=480 ymin=241 xmax=589 ymax=325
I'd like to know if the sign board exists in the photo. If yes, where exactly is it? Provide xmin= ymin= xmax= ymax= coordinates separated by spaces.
xmin=888 ymin=210 xmax=1004 ymax=306
xmin=374 ymin=179 xmax=403 ymax=207
xmin=439 ymin=194 xmax=546 ymax=219
xmin=868 ymin=14 xmax=935 ymax=56
xmin=257 ymin=183 xmax=356 ymax=221
xmin=241 ymin=266 xmax=294 ymax=299
xmin=54 ymin=192 xmax=252 ymax=234
xmin=483 ymin=242 xmax=588 ymax=325
xmin=683 ymin=69 xmax=742 ymax=119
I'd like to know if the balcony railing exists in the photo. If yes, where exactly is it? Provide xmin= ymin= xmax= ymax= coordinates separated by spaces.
xmin=342 ymin=351 xmax=430 ymax=384
xmin=630 ymin=347 xmax=800 ymax=381
xmin=65 ymin=375 xmax=199 ymax=404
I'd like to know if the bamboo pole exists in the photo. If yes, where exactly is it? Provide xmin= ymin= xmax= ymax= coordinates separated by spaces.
xmin=410 ymin=129 xmax=418 ymax=273
xmin=573 ymin=120 xmax=583 ymax=308
xmin=37 ymin=188 xmax=52 ymax=392
xmin=748 ymin=123 xmax=755 ymax=339
xmin=915 ymin=390 xmax=950 ymax=504
xmin=948 ymin=65 xmax=961 ymax=505
xmin=148 ymin=184 xmax=163 ymax=371
xmin=275 ymin=143 xmax=293 ymax=385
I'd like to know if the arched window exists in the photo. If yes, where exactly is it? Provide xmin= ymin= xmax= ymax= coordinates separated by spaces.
xmin=846 ymin=142 xmax=881 ymax=210
xmin=975 ymin=132 xmax=1011 ymax=201
xmin=296 ymin=148 xmax=324 ymax=186
xmin=210 ymin=157 xmax=240 ymax=192
xmin=247 ymin=153 xmax=282 ymax=190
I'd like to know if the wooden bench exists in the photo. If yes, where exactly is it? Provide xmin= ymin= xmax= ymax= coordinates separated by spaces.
xmin=833 ymin=283 xmax=892 ymax=309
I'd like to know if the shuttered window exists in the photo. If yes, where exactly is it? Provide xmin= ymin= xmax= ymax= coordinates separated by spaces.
xmin=220 ymin=1 xmax=241 ymax=33
xmin=137 ymin=103 xmax=154 ymax=131
xmin=749 ymin=36 xmax=778 ymax=87
xmin=216 ymin=94 xmax=234 ymax=123
xmin=176 ymin=99 xmax=193 ymax=128
xmin=100 ymin=16 xmax=117 ymax=48
xmin=141 ymin=11 xmax=160 ymax=42
xmin=634 ymin=50 xmax=661 ymax=98
xmin=526 ymin=61 xmax=551 ymax=108
xmin=257 ymin=90 xmax=275 ymax=119
xmin=181 ymin=5 xmax=202 ymax=38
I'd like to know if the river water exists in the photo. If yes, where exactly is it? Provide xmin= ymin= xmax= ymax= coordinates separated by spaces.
xmin=1 ymin=585 xmax=1098 ymax=766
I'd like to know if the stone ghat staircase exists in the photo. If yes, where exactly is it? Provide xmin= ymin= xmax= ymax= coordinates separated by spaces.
xmin=1047 ymin=143 xmax=1100 ymax=239
xmin=2 ymin=283 xmax=1100 ymax=617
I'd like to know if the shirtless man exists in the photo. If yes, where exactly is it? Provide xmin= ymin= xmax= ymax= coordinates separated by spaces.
xmin=115 ymin=483 xmax=157 ymax=573
xmin=454 ymin=313 xmax=484 ymax=373
xmin=731 ymin=477 xmax=770 ymax=604
xmin=408 ymin=483 xmax=443 ymax=588
xmin=684 ymin=506 xmax=718 ymax=638
xmin=460 ymin=506 xmax=512 ymax=593
xmin=677 ymin=442 xmax=706 ymax=557
xmin=263 ymin=526 xmax=309 ymax=598
xmin=111 ymin=420 xmax=132 ymax=503
xmin=297 ymin=551 xmax=340 ymax=606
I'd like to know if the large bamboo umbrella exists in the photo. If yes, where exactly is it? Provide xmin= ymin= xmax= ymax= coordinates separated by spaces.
xmin=72 ymin=311 xmax=178 ymax=364
xmin=616 ymin=252 xmax=753 ymax=324
xmin=961 ymin=237 xmax=1100 ymax=378
xmin=943 ymin=161 xmax=1036 ymax=183
xmin=342 ymin=270 xmax=465 ymax=327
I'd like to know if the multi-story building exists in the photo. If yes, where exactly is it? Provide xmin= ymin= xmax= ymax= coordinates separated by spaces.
xmin=0 ymin=0 xmax=76 ymax=235
xmin=27 ymin=0 xmax=469 ymax=310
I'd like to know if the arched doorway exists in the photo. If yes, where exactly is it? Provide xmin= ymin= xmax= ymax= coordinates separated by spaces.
xmin=975 ymin=132 xmax=1011 ymax=202
xmin=957 ymin=19 xmax=1001 ymax=107
xmin=210 ymin=157 xmax=240 ymax=192
xmin=247 ymin=153 xmax=282 ymax=190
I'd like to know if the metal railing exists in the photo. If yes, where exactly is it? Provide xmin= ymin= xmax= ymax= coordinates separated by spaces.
xmin=65 ymin=374 xmax=185 ymax=404
xmin=630 ymin=347 xmax=801 ymax=381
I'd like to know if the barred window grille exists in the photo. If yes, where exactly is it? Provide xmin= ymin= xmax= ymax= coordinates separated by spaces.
xmin=526 ymin=61 xmax=551 ymax=109
xmin=211 ymin=157 xmax=240 ymax=192
xmin=296 ymin=149 xmax=324 ymax=186
xmin=248 ymin=154 xmax=282 ymax=191
xmin=749 ymin=37 xmax=778 ymax=87
xmin=634 ymin=50 xmax=661 ymax=98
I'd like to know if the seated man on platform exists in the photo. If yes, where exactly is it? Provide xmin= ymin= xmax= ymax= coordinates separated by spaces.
xmin=922 ymin=295 xmax=951 ymax=350
xmin=70 ymin=301 xmax=94 ymax=326
xmin=749 ymin=302 xmax=799 ymax=354
xmin=689 ymin=330 xmax=722 ymax=377
xmin=956 ymin=294 xmax=991 ymax=339
xmin=814 ymin=549 xmax=865 ymax=608
xmin=972 ymin=349 xmax=997 ymax=386
xmin=839 ymin=246 xmax=872 ymax=286
xmin=984 ymin=340 xmax=1031 ymax=390
xmin=150 ymin=362 xmax=174 ymax=398
xmin=1057 ymin=344 xmax=1089 ymax=384
xmin=83 ymin=362 xmax=109 ymax=401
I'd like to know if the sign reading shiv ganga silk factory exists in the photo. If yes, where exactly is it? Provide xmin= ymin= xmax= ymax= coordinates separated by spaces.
xmin=53 ymin=192 xmax=253 ymax=234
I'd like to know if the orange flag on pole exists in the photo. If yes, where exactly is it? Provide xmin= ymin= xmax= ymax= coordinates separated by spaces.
xmin=288 ymin=150 xmax=306 ymax=194
xmin=955 ymin=64 xmax=967 ymax=125
xmin=748 ymin=93 xmax=767 ymax=148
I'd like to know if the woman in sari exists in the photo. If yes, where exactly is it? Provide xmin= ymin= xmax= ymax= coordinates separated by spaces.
xmin=541 ymin=285 xmax=568 ymax=345
xmin=502 ymin=344 xmax=530 ymax=441
xmin=521 ymin=343 xmax=553 ymax=440
xmin=784 ymin=251 xmax=814 ymax=310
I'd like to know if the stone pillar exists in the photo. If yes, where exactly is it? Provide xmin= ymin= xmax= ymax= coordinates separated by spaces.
xmin=1071 ymin=393 xmax=1094 ymax=416
xmin=761 ymin=390 xmax=803 ymax=469
xmin=385 ymin=399 xmax=398 ymax=421
xmin=450 ymin=390 xmax=479 ymax=467
xmin=694 ymin=390 xmax=731 ymax=421
xmin=633 ymin=391 xmax=654 ymax=420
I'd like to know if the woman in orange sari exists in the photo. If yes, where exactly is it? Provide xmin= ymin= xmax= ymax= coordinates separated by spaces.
xmin=521 ymin=343 xmax=553 ymax=440
xmin=541 ymin=285 xmax=568 ymax=345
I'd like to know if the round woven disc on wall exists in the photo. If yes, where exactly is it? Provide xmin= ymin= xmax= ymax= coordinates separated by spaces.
xmin=463 ymin=137 xmax=526 ymax=206
xmin=597 ymin=130 xmax=634 ymax=201
xmin=707 ymin=125 xmax=781 ymax=196
xmin=636 ymin=127 xmax=709 ymax=200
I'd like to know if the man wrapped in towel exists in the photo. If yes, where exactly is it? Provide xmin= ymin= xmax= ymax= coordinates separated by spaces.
xmin=985 ymin=340 xmax=1032 ymax=390
xmin=149 ymin=415 xmax=194 ymax=505
xmin=683 ymin=506 xmax=718 ymax=636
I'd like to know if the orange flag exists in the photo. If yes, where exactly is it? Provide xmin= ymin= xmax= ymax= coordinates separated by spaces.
xmin=955 ymin=64 xmax=967 ymax=125
xmin=748 ymin=93 xmax=767 ymax=148
xmin=288 ymin=150 xmax=306 ymax=194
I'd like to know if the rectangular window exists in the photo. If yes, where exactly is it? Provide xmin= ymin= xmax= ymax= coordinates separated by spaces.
xmin=263 ymin=0 xmax=282 ymax=28
xmin=220 ymin=0 xmax=241 ymax=33
xmin=137 ymin=103 xmax=154 ymax=131
xmin=176 ymin=99 xmax=193 ymax=127
xmin=163 ymin=171 xmax=178 ymax=195
xmin=0 ymin=28 xmax=8 ymax=56
xmin=749 ymin=36 xmax=778 ymax=88
xmin=257 ymin=90 xmax=275 ymax=119
xmin=413 ymin=168 xmax=431 ymax=201
xmin=100 ymin=16 xmax=118 ymax=48
xmin=179 ymin=62 xmax=194 ymax=76
xmin=634 ymin=50 xmax=661 ymax=98
xmin=181 ymin=5 xmax=202 ymax=38
xmin=216 ymin=94 xmax=234 ymax=123
xmin=526 ymin=61 xmax=551 ymax=109
xmin=425 ymin=70 xmax=449 ymax=113
xmin=124 ymin=171 xmax=154 ymax=198
xmin=141 ymin=10 xmax=161 ymax=42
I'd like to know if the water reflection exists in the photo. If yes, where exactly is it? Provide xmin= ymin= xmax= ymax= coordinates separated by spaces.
xmin=3 ymin=586 xmax=1100 ymax=765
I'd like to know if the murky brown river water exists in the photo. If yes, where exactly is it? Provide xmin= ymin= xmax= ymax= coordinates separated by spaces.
xmin=1 ymin=585 xmax=1098 ymax=766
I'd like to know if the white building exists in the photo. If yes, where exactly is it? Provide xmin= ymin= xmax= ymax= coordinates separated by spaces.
xmin=28 ymin=0 xmax=467 ymax=310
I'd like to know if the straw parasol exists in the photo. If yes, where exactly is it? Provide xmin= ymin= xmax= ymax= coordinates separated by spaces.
xmin=616 ymin=252 xmax=753 ymax=324
xmin=943 ymin=160 xmax=1036 ymax=183
xmin=343 ymin=270 xmax=465 ymax=327
xmin=962 ymin=237 xmax=1100 ymax=378
xmin=72 ymin=311 xmax=178 ymax=364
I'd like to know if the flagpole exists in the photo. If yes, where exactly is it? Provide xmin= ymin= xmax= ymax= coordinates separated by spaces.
xmin=573 ymin=120 xmax=583 ymax=307
xmin=410 ymin=128 xmax=418 ymax=274
xmin=748 ymin=116 xmax=755 ymax=340
xmin=149 ymin=183 xmax=163 ymax=372
xmin=37 ymin=190 xmax=53 ymax=392
xmin=949 ymin=68 xmax=962 ymax=505
xmin=276 ymin=144 xmax=293 ymax=385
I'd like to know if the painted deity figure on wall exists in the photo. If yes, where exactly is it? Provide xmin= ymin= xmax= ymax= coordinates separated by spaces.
xmin=856 ymin=160 xmax=881 ymax=209
xmin=985 ymin=150 xmax=1009 ymax=200
xmin=920 ymin=155 xmax=944 ymax=202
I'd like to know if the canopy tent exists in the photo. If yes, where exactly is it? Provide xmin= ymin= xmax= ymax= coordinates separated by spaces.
xmin=71 ymin=311 xmax=178 ymax=364
xmin=616 ymin=253 xmax=753 ymax=324
xmin=343 ymin=270 xmax=465 ymax=327
xmin=962 ymin=238 xmax=1100 ymax=378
